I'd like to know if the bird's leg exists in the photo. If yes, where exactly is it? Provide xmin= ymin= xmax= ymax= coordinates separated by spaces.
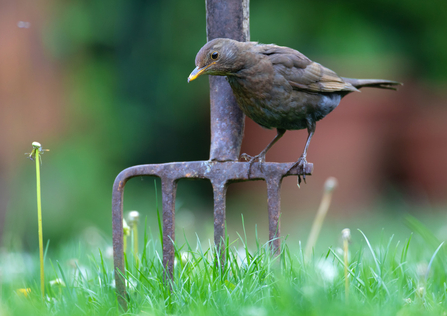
xmin=241 ymin=128 xmax=286 ymax=177
xmin=290 ymin=120 xmax=316 ymax=187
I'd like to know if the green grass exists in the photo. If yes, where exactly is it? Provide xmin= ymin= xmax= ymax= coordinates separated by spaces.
xmin=1 ymin=215 xmax=446 ymax=316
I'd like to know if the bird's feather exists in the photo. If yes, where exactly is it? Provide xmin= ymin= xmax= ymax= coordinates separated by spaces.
xmin=256 ymin=44 xmax=359 ymax=93
xmin=342 ymin=78 xmax=402 ymax=90
xmin=286 ymin=62 xmax=359 ymax=93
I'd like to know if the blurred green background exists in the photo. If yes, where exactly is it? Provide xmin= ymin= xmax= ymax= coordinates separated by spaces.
xmin=2 ymin=0 xmax=447 ymax=250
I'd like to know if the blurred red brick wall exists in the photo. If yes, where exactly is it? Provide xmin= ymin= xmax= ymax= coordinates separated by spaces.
xmin=0 ymin=1 xmax=63 ymax=237
xmin=240 ymin=81 xmax=447 ymax=211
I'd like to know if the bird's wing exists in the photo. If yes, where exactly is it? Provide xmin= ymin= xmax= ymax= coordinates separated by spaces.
xmin=258 ymin=44 xmax=358 ymax=93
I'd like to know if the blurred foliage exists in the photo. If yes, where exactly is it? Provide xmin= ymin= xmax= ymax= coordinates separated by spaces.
xmin=5 ymin=0 xmax=447 ymax=247
xmin=251 ymin=0 xmax=447 ymax=81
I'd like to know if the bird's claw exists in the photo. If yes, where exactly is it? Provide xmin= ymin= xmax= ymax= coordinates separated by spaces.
xmin=240 ymin=153 xmax=266 ymax=178
xmin=289 ymin=156 xmax=308 ymax=188
xmin=240 ymin=153 xmax=254 ymax=162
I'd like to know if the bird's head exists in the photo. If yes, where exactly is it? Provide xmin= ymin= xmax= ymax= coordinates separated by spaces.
xmin=188 ymin=38 xmax=246 ymax=83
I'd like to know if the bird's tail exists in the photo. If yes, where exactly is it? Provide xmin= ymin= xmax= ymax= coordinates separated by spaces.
xmin=342 ymin=78 xmax=402 ymax=90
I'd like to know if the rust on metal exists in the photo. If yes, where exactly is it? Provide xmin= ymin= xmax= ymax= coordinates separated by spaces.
xmin=112 ymin=0 xmax=313 ymax=309
xmin=112 ymin=162 xmax=312 ymax=307
xmin=206 ymin=0 xmax=249 ymax=262
xmin=207 ymin=0 xmax=249 ymax=162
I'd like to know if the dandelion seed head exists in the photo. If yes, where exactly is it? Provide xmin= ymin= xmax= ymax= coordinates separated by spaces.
xmin=324 ymin=177 xmax=338 ymax=192
xmin=342 ymin=228 xmax=351 ymax=241
xmin=50 ymin=278 xmax=66 ymax=287
xmin=316 ymin=258 xmax=338 ymax=283
xmin=17 ymin=21 xmax=31 ymax=28
xmin=128 ymin=211 xmax=140 ymax=225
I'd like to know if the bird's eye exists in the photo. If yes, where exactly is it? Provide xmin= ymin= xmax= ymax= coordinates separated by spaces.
xmin=211 ymin=51 xmax=219 ymax=60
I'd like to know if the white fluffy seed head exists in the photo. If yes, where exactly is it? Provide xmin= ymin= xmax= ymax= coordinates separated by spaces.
xmin=341 ymin=228 xmax=351 ymax=241
xmin=50 ymin=278 xmax=66 ymax=287
xmin=128 ymin=211 xmax=140 ymax=225
xmin=324 ymin=177 xmax=338 ymax=193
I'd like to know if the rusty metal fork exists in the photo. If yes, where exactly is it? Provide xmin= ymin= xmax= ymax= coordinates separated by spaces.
xmin=111 ymin=0 xmax=312 ymax=309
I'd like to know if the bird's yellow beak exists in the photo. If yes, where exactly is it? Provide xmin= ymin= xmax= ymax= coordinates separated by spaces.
xmin=187 ymin=62 xmax=215 ymax=83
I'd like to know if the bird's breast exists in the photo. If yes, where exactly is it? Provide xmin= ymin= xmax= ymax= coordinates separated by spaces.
xmin=228 ymin=75 xmax=305 ymax=130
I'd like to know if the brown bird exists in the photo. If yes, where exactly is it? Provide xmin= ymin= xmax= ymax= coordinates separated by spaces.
xmin=188 ymin=38 xmax=401 ymax=184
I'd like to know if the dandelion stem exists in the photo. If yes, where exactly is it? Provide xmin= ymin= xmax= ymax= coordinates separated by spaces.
xmin=133 ymin=224 xmax=138 ymax=256
xmin=35 ymin=146 xmax=45 ymax=299
xmin=342 ymin=228 xmax=351 ymax=302
xmin=304 ymin=177 xmax=337 ymax=260
xmin=123 ymin=219 xmax=130 ymax=255
xmin=128 ymin=211 xmax=140 ymax=272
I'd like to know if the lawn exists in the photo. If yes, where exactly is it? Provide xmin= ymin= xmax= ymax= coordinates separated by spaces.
xmin=1 ymin=212 xmax=446 ymax=316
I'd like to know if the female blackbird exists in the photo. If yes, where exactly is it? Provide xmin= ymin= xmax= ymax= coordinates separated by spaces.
xmin=188 ymin=38 xmax=401 ymax=184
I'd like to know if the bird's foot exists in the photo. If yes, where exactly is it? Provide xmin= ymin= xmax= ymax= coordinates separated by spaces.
xmin=289 ymin=156 xmax=308 ymax=188
xmin=240 ymin=153 xmax=266 ymax=178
